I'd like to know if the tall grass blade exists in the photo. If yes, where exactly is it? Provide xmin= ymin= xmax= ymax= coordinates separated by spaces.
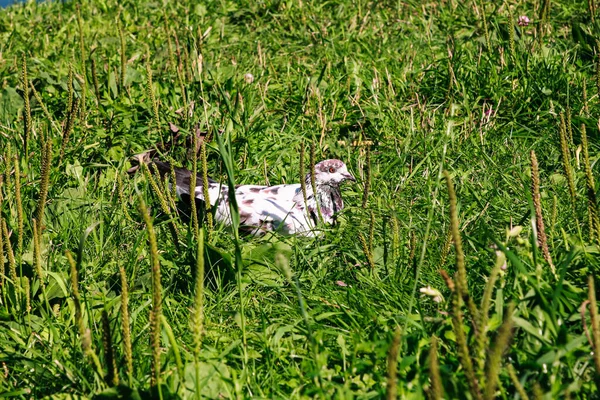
xmin=76 ymin=4 xmax=87 ymax=120
xmin=215 ymin=127 xmax=247 ymax=361
xmin=36 ymin=134 xmax=52 ymax=227
xmin=160 ymin=315 xmax=184 ymax=382
xmin=66 ymin=250 xmax=103 ymax=377
xmin=119 ymin=24 xmax=127 ymax=93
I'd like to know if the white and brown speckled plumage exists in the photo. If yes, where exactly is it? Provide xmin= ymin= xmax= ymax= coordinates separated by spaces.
xmin=151 ymin=159 xmax=355 ymax=236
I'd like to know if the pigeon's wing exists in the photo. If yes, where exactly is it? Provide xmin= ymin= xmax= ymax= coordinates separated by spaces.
xmin=258 ymin=184 xmax=303 ymax=202
xmin=234 ymin=185 xmax=268 ymax=196
xmin=235 ymin=184 xmax=314 ymax=236
xmin=235 ymin=183 xmax=305 ymax=201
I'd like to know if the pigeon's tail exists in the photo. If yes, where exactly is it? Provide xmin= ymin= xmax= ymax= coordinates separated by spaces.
xmin=149 ymin=160 xmax=216 ymax=197
xmin=128 ymin=151 xmax=216 ymax=196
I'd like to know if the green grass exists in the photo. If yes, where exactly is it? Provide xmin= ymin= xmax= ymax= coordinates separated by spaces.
xmin=1 ymin=0 xmax=600 ymax=398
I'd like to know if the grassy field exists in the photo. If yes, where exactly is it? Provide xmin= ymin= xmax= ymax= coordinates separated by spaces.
xmin=1 ymin=0 xmax=600 ymax=398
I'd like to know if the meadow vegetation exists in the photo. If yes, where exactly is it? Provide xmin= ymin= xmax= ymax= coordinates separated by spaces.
xmin=1 ymin=0 xmax=600 ymax=398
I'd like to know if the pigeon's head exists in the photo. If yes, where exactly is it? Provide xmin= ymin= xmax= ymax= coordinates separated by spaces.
xmin=312 ymin=159 xmax=356 ymax=186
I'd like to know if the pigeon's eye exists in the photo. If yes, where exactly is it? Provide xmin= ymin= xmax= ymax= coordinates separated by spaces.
xmin=328 ymin=167 xmax=335 ymax=173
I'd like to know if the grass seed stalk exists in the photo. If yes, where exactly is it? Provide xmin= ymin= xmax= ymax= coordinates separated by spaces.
xmin=444 ymin=171 xmax=479 ymax=327
xmin=385 ymin=326 xmax=402 ymax=400
xmin=119 ymin=266 xmax=133 ymax=383
xmin=428 ymin=335 xmax=443 ymax=400
xmin=530 ymin=150 xmax=554 ymax=274
xmin=137 ymin=196 xmax=163 ymax=387
xmin=580 ymin=124 xmax=600 ymax=243
xmin=21 ymin=54 xmax=31 ymax=154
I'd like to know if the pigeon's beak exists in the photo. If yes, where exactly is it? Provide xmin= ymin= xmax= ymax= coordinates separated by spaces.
xmin=343 ymin=172 xmax=356 ymax=182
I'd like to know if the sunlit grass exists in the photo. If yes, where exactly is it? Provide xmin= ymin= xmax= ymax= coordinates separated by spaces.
xmin=0 ymin=0 xmax=599 ymax=398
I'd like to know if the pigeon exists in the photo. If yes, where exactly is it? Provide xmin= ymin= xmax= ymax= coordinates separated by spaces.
xmin=149 ymin=159 xmax=356 ymax=236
